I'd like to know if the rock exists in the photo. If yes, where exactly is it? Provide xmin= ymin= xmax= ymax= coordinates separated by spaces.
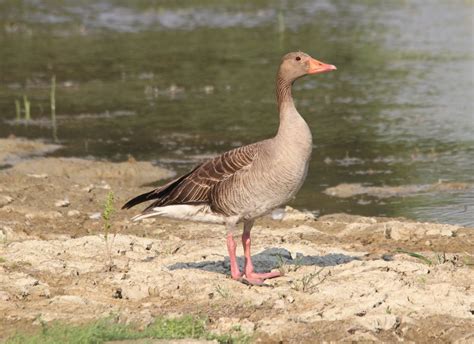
xmin=67 ymin=210 xmax=80 ymax=217
xmin=25 ymin=211 xmax=63 ymax=220
xmin=323 ymin=182 xmax=473 ymax=199
xmin=0 ymin=195 xmax=13 ymax=207
xmin=26 ymin=173 xmax=48 ymax=179
xmin=12 ymin=274 xmax=50 ymax=299
xmin=11 ymin=157 xmax=174 ymax=187
xmin=385 ymin=222 xmax=456 ymax=241
xmin=55 ymin=199 xmax=70 ymax=207
xmin=82 ymin=184 xmax=94 ymax=192
xmin=356 ymin=314 xmax=400 ymax=332
xmin=89 ymin=212 xmax=101 ymax=220
xmin=0 ymin=138 xmax=61 ymax=166
xmin=282 ymin=206 xmax=316 ymax=221
xmin=271 ymin=208 xmax=285 ymax=220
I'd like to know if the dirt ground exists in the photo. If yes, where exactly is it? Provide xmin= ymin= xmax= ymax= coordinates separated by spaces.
xmin=0 ymin=137 xmax=473 ymax=343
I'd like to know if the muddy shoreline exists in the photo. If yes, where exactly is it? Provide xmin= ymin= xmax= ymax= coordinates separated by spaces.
xmin=0 ymin=137 xmax=473 ymax=342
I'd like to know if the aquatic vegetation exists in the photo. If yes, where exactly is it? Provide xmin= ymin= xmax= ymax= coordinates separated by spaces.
xmin=50 ymin=75 xmax=58 ymax=142
xmin=23 ymin=95 xmax=30 ymax=121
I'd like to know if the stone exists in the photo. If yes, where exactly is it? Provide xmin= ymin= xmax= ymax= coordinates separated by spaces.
xmin=89 ymin=212 xmax=101 ymax=220
xmin=357 ymin=314 xmax=400 ymax=332
xmin=55 ymin=199 xmax=70 ymax=207
xmin=67 ymin=210 xmax=81 ymax=217
xmin=25 ymin=211 xmax=62 ymax=220
xmin=0 ymin=195 xmax=13 ymax=207
xmin=282 ymin=206 xmax=316 ymax=221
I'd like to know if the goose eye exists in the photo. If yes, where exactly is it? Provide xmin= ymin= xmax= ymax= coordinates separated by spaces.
xmin=295 ymin=56 xmax=301 ymax=61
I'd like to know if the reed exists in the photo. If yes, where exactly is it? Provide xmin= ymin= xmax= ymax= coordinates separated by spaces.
xmin=23 ymin=95 xmax=30 ymax=121
xmin=50 ymin=75 xmax=58 ymax=142
xmin=14 ymin=99 xmax=21 ymax=121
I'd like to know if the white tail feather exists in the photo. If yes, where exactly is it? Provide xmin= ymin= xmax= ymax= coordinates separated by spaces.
xmin=131 ymin=204 xmax=226 ymax=224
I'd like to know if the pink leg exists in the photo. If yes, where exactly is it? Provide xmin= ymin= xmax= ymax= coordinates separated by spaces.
xmin=241 ymin=220 xmax=281 ymax=285
xmin=226 ymin=231 xmax=242 ymax=280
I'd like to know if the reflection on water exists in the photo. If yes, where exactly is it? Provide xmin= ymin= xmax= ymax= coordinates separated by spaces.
xmin=0 ymin=0 xmax=473 ymax=226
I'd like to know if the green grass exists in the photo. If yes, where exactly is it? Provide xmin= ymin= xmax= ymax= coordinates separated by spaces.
xmin=5 ymin=315 xmax=249 ymax=344
xmin=395 ymin=249 xmax=433 ymax=265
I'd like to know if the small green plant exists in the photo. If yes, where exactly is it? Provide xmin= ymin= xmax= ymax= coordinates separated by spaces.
xmin=292 ymin=267 xmax=327 ymax=293
xmin=277 ymin=254 xmax=303 ymax=275
xmin=215 ymin=284 xmax=230 ymax=299
xmin=102 ymin=191 xmax=116 ymax=269
xmin=395 ymin=248 xmax=432 ymax=265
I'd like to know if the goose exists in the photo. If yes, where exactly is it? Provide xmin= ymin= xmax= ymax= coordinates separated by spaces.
xmin=123 ymin=52 xmax=336 ymax=285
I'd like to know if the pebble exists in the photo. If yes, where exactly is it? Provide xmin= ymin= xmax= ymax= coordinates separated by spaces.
xmin=271 ymin=208 xmax=285 ymax=220
xmin=26 ymin=173 xmax=48 ymax=179
xmin=55 ymin=198 xmax=70 ymax=207
xmin=89 ymin=212 xmax=101 ymax=220
xmin=0 ymin=195 xmax=13 ymax=207
xmin=67 ymin=210 xmax=80 ymax=217
xmin=25 ymin=211 xmax=62 ymax=220
xmin=82 ymin=184 xmax=94 ymax=192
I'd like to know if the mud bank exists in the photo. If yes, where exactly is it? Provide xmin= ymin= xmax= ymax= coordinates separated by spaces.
xmin=0 ymin=138 xmax=473 ymax=343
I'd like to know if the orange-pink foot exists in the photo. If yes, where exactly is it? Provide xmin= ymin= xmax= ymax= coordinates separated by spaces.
xmin=240 ymin=270 xmax=282 ymax=286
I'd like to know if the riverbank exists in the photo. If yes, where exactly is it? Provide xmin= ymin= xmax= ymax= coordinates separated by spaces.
xmin=0 ymin=137 xmax=473 ymax=343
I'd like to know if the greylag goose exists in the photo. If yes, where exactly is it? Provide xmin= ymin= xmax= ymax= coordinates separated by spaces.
xmin=123 ymin=52 xmax=336 ymax=285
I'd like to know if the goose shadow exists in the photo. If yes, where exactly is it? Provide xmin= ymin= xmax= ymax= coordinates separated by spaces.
xmin=167 ymin=247 xmax=358 ymax=275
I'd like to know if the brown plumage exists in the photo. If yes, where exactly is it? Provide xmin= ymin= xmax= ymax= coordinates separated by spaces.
xmin=123 ymin=52 xmax=336 ymax=285
xmin=122 ymin=142 xmax=261 ymax=215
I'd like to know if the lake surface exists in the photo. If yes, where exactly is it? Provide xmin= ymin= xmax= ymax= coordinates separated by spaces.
xmin=1 ymin=0 xmax=473 ymax=226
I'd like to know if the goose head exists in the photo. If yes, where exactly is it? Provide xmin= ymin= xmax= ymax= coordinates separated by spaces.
xmin=279 ymin=52 xmax=336 ymax=82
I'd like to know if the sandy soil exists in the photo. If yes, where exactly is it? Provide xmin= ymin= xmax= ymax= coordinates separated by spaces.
xmin=0 ymin=137 xmax=473 ymax=343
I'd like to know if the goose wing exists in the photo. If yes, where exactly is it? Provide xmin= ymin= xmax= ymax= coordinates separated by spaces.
xmin=122 ymin=142 xmax=262 ymax=212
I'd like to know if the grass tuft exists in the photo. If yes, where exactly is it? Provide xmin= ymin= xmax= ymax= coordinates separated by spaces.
xmin=395 ymin=248 xmax=432 ymax=265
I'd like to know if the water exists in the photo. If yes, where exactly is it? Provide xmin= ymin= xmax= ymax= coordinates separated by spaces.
xmin=0 ymin=0 xmax=473 ymax=226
